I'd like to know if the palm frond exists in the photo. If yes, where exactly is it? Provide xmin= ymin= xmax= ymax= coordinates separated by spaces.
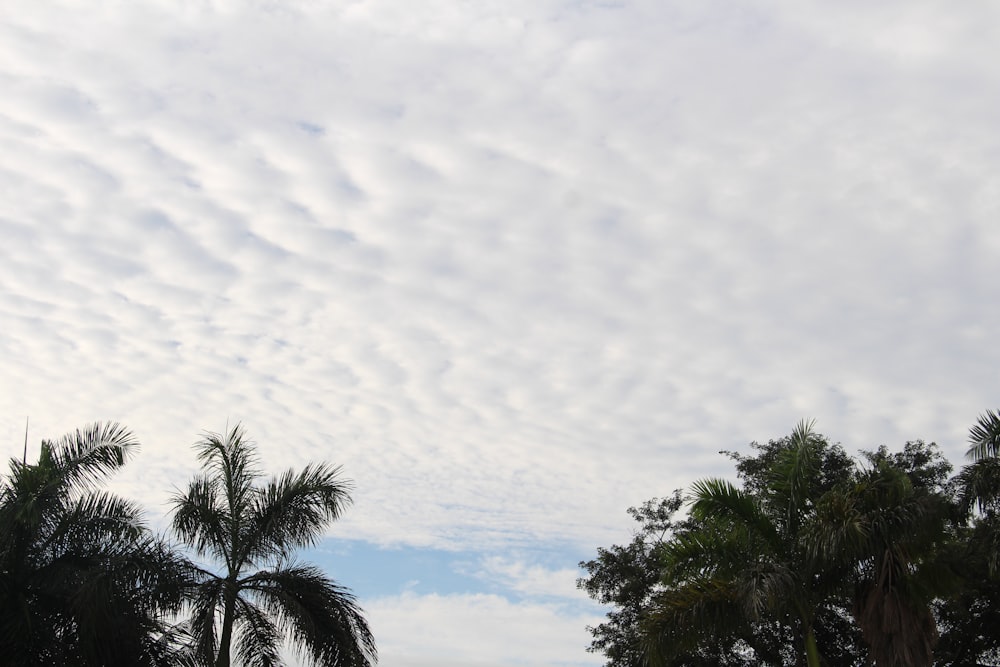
xmin=806 ymin=487 xmax=869 ymax=565
xmin=172 ymin=474 xmax=230 ymax=561
xmin=43 ymin=491 xmax=146 ymax=558
xmin=244 ymin=463 xmax=353 ymax=564
xmin=968 ymin=410 xmax=1000 ymax=461
xmin=977 ymin=519 xmax=1000 ymax=578
xmin=245 ymin=564 xmax=377 ymax=667
xmin=689 ymin=478 xmax=779 ymax=550
xmin=194 ymin=423 xmax=262 ymax=511
xmin=184 ymin=575 xmax=225 ymax=664
xmin=109 ymin=533 xmax=200 ymax=614
xmin=854 ymin=582 xmax=938 ymax=667
xmin=662 ymin=525 xmax=797 ymax=623
xmin=642 ymin=577 xmax=744 ymax=666
xmin=768 ymin=419 xmax=820 ymax=530
xmin=44 ymin=422 xmax=138 ymax=493
xmin=956 ymin=458 xmax=1000 ymax=515
xmin=142 ymin=621 xmax=201 ymax=667
xmin=662 ymin=524 xmax=751 ymax=581
xmin=233 ymin=597 xmax=282 ymax=667
xmin=735 ymin=562 xmax=798 ymax=620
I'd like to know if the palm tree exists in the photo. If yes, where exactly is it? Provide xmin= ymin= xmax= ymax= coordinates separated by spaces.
xmin=956 ymin=410 xmax=1000 ymax=575
xmin=171 ymin=423 xmax=377 ymax=667
xmin=810 ymin=458 xmax=949 ymax=667
xmin=0 ymin=423 xmax=191 ymax=666
xmin=938 ymin=410 xmax=1000 ymax=665
xmin=643 ymin=421 xmax=856 ymax=667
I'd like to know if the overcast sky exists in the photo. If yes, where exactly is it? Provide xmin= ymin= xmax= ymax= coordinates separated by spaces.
xmin=2 ymin=1 xmax=999 ymax=665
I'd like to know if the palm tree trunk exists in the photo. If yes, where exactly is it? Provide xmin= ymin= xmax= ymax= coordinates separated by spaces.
xmin=804 ymin=628 xmax=821 ymax=667
xmin=216 ymin=582 xmax=237 ymax=667
xmin=794 ymin=599 xmax=822 ymax=667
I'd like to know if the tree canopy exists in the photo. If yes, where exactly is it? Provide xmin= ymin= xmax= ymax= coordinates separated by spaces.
xmin=580 ymin=416 xmax=1000 ymax=667
xmin=171 ymin=424 xmax=376 ymax=667
xmin=0 ymin=421 xmax=375 ymax=667
xmin=0 ymin=423 xmax=192 ymax=666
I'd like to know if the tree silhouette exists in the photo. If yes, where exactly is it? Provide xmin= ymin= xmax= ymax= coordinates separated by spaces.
xmin=171 ymin=423 xmax=376 ymax=667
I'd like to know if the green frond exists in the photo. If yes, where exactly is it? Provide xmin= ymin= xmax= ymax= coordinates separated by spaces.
xmin=855 ymin=464 xmax=941 ymax=550
xmin=39 ymin=491 xmax=146 ymax=566
xmin=806 ymin=488 xmax=868 ymax=565
xmin=1 ymin=422 xmax=138 ymax=548
xmin=768 ymin=419 xmax=821 ymax=529
xmin=662 ymin=525 xmax=748 ymax=581
xmin=662 ymin=524 xmax=798 ymax=624
xmin=967 ymin=410 xmax=1000 ymax=461
xmin=955 ymin=458 xmax=1000 ymax=515
xmin=791 ymin=419 xmax=818 ymax=446
xmin=143 ymin=621 xmax=201 ymax=667
xmin=642 ymin=577 xmax=745 ymax=666
xmin=689 ymin=478 xmax=779 ymax=550
xmin=735 ymin=562 xmax=797 ymax=620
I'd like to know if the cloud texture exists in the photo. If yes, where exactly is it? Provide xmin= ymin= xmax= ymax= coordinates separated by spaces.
xmin=2 ymin=1 xmax=999 ymax=663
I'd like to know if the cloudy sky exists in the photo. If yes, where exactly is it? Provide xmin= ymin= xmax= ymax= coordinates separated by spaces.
xmin=2 ymin=1 xmax=998 ymax=665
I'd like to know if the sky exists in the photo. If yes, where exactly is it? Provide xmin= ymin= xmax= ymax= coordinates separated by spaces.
xmin=1 ymin=1 xmax=999 ymax=665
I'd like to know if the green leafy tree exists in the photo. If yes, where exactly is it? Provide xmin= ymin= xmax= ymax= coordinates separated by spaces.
xmin=643 ymin=421 xmax=860 ymax=667
xmin=933 ymin=554 xmax=1000 ymax=667
xmin=578 ymin=493 xmax=685 ymax=667
xmin=0 ymin=423 xmax=191 ymax=666
xmin=583 ymin=420 xmax=995 ymax=667
xmin=957 ymin=410 xmax=1000 ymax=575
xmin=811 ymin=451 xmax=953 ymax=667
xmin=171 ymin=423 xmax=376 ymax=667
xmin=579 ymin=493 xmax=795 ymax=667
xmin=580 ymin=423 xmax=866 ymax=667
xmin=937 ymin=410 xmax=1000 ymax=665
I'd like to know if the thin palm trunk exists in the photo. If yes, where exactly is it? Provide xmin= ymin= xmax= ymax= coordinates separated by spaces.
xmin=795 ymin=597 xmax=822 ymax=667
xmin=216 ymin=581 xmax=238 ymax=667
xmin=804 ymin=627 xmax=821 ymax=667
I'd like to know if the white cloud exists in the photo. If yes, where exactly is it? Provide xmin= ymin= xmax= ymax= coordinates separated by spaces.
xmin=1 ymin=0 xmax=998 ymax=555
xmin=469 ymin=555 xmax=589 ymax=601
xmin=365 ymin=591 xmax=603 ymax=667
xmin=5 ymin=3 xmax=1000 ymax=665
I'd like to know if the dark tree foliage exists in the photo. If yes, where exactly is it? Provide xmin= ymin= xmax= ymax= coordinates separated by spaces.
xmin=171 ymin=423 xmax=376 ymax=667
xmin=577 ymin=493 xmax=680 ymax=667
xmin=1 ymin=421 xmax=379 ymax=667
xmin=580 ymin=426 xmax=869 ymax=667
xmin=643 ymin=423 xmax=868 ymax=667
xmin=723 ymin=430 xmax=855 ymax=500
xmin=579 ymin=425 xmax=992 ymax=667
xmin=848 ymin=441 xmax=960 ymax=666
xmin=0 ymin=423 xmax=194 ymax=666
xmin=934 ymin=546 xmax=1000 ymax=667
xmin=860 ymin=440 xmax=953 ymax=494
xmin=578 ymin=492 xmax=782 ymax=667
xmin=936 ymin=411 xmax=1000 ymax=666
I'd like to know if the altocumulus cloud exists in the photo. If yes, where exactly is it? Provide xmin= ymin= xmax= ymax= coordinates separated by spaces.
xmin=2 ymin=0 xmax=1000 ymax=664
